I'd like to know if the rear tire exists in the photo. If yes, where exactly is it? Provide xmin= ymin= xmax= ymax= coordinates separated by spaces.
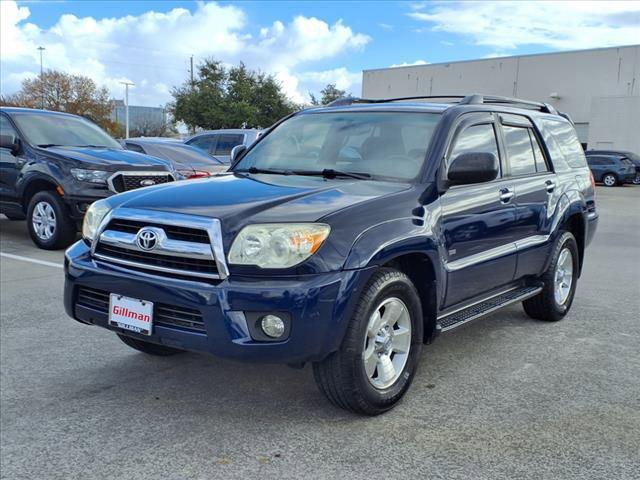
xmin=523 ymin=231 xmax=579 ymax=322
xmin=117 ymin=334 xmax=184 ymax=356
xmin=312 ymin=268 xmax=423 ymax=415
xmin=26 ymin=191 xmax=77 ymax=249
xmin=602 ymin=173 xmax=617 ymax=187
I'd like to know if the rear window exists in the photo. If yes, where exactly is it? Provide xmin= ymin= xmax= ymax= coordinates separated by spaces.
xmin=214 ymin=134 xmax=244 ymax=155
xmin=540 ymin=119 xmax=587 ymax=169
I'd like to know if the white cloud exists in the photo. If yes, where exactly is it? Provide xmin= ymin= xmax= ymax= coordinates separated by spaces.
xmin=408 ymin=1 xmax=640 ymax=50
xmin=0 ymin=1 xmax=369 ymax=106
xmin=389 ymin=60 xmax=429 ymax=68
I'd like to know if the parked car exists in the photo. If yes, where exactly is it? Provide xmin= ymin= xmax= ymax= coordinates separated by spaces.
xmin=64 ymin=94 xmax=597 ymax=415
xmin=0 ymin=107 xmax=176 ymax=249
xmin=586 ymin=150 xmax=640 ymax=185
xmin=185 ymin=129 xmax=262 ymax=164
xmin=124 ymin=138 xmax=228 ymax=178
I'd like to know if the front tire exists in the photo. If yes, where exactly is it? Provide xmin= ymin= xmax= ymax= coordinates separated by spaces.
xmin=602 ymin=173 xmax=618 ymax=187
xmin=312 ymin=268 xmax=423 ymax=415
xmin=117 ymin=334 xmax=184 ymax=356
xmin=523 ymin=231 xmax=579 ymax=322
xmin=26 ymin=191 xmax=77 ymax=250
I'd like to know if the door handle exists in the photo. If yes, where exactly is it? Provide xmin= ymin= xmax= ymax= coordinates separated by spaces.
xmin=499 ymin=188 xmax=514 ymax=203
xmin=545 ymin=180 xmax=556 ymax=193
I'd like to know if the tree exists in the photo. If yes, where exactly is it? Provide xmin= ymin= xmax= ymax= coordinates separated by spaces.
xmin=170 ymin=59 xmax=297 ymax=131
xmin=310 ymin=83 xmax=349 ymax=106
xmin=1 ymin=70 xmax=116 ymax=134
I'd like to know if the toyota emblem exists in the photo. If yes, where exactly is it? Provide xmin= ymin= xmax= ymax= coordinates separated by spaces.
xmin=135 ymin=228 xmax=159 ymax=251
xmin=140 ymin=179 xmax=156 ymax=187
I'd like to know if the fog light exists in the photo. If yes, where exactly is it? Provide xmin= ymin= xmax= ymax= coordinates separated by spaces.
xmin=260 ymin=315 xmax=285 ymax=338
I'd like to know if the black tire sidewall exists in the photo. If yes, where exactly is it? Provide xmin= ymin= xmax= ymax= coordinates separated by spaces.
xmin=351 ymin=271 xmax=423 ymax=409
xmin=26 ymin=191 xmax=76 ymax=249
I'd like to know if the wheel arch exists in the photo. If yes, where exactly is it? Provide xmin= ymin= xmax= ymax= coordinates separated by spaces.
xmin=20 ymin=175 xmax=62 ymax=213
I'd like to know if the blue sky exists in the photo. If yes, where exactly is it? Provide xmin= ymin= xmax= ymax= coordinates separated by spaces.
xmin=2 ymin=1 xmax=639 ymax=106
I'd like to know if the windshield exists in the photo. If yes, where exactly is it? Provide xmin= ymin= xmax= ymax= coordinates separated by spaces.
xmin=11 ymin=112 xmax=122 ymax=149
xmin=235 ymin=111 xmax=441 ymax=181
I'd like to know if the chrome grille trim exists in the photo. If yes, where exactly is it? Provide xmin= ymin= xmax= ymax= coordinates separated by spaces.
xmin=107 ymin=171 xmax=175 ymax=194
xmin=91 ymin=208 xmax=229 ymax=280
xmin=99 ymin=230 xmax=214 ymax=260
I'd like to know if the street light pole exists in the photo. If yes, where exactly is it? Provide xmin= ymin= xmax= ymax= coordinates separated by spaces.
xmin=37 ymin=46 xmax=45 ymax=109
xmin=120 ymin=81 xmax=134 ymax=139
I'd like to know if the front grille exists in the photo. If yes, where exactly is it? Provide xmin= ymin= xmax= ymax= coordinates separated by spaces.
xmin=106 ymin=219 xmax=210 ymax=244
xmin=110 ymin=173 xmax=173 ymax=193
xmin=95 ymin=244 xmax=218 ymax=275
xmin=76 ymin=287 xmax=206 ymax=333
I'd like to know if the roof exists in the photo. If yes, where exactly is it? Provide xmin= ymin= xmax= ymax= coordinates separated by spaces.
xmin=188 ymin=128 xmax=262 ymax=136
xmin=364 ymin=44 xmax=640 ymax=73
xmin=0 ymin=106 xmax=79 ymax=117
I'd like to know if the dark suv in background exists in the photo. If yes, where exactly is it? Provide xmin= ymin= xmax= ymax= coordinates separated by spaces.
xmin=0 ymin=107 xmax=176 ymax=249
xmin=64 ymin=95 xmax=597 ymax=415
xmin=585 ymin=150 xmax=640 ymax=186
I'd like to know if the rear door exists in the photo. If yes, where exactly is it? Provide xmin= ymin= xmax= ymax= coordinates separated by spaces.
xmin=440 ymin=113 xmax=518 ymax=307
xmin=496 ymin=113 xmax=557 ymax=278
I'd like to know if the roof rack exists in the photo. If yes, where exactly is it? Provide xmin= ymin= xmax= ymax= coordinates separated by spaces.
xmin=327 ymin=94 xmax=558 ymax=114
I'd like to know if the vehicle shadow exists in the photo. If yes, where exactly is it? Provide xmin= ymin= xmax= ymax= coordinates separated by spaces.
xmin=51 ymin=304 xmax=539 ymax=423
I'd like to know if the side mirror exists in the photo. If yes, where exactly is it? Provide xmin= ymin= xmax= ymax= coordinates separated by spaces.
xmin=0 ymin=134 xmax=18 ymax=153
xmin=230 ymin=144 xmax=247 ymax=166
xmin=447 ymin=152 xmax=499 ymax=185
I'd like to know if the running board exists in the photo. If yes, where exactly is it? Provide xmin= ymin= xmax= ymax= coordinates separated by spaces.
xmin=437 ymin=285 xmax=543 ymax=332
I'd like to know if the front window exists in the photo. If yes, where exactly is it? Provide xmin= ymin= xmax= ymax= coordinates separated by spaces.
xmin=235 ymin=112 xmax=441 ymax=181
xmin=10 ymin=112 xmax=122 ymax=149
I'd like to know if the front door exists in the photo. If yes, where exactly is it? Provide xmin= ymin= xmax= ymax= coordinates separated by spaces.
xmin=440 ymin=115 xmax=517 ymax=308
xmin=0 ymin=114 xmax=22 ymax=204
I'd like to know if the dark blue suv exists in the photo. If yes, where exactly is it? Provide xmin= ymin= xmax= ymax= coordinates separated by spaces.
xmin=64 ymin=95 xmax=598 ymax=415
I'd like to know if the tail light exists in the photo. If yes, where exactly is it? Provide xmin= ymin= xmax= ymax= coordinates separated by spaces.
xmin=589 ymin=170 xmax=596 ymax=198
xmin=178 ymin=169 xmax=211 ymax=180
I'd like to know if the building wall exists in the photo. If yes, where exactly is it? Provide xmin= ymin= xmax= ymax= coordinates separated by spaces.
xmin=589 ymin=96 xmax=640 ymax=153
xmin=362 ymin=45 xmax=640 ymax=150
xmin=110 ymin=101 xmax=166 ymax=133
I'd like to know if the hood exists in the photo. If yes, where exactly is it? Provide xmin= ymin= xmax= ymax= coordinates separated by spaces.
xmin=40 ymin=146 xmax=172 ymax=170
xmin=110 ymin=173 xmax=410 ymax=232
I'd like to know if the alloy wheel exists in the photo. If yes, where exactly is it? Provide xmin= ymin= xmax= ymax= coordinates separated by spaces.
xmin=362 ymin=297 xmax=412 ymax=389
xmin=31 ymin=201 xmax=57 ymax=241
xmin=554 ymin=247 xmax=574 ymax=305
xmin=603 ymin=174 xmax=616 ymax=187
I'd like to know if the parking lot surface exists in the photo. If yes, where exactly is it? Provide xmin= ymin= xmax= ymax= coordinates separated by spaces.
xmin=1 ymin=186 xmax=639 ymax=480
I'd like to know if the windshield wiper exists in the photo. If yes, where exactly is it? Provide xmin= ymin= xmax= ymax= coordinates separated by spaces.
xmin=293 ymin=169 xmax=372 ymax=180
xmin=37 ymin=144 xmax=63 ymax=148
xmin=235 ymin=166 xmax=293 ymax=175
xmin=72 ymin=144 xmax=110 ymax=148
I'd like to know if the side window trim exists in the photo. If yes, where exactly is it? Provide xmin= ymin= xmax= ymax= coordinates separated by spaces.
xmin=496 ymin=115 xmax=551 ymax=178
xmin=445 ymin=117 xmax=504 ymax=181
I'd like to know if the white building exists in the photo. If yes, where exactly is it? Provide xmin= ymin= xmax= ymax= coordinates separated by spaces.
xmin=362 ymin=45 xmax=640 ymax=152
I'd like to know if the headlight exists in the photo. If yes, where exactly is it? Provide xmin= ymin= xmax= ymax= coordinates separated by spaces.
xmin=228 ymin=224 xmax=330 ymax=268
xmin=71 ymin=168 xmax=110 ymax=185
xmin=82 ymin=199 xmax=111 ymax=242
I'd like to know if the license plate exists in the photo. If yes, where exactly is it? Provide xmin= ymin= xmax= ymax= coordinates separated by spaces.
xmin=109 ymin=294 xmax=153 ymax=336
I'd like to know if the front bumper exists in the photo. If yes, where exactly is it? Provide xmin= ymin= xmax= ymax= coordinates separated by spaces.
xmin=64 ymin=241 xmax=373 ymax=363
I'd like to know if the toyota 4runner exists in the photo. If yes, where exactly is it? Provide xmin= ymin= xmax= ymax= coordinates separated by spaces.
xmin=63 ymin=95 xmax=598 ymax=415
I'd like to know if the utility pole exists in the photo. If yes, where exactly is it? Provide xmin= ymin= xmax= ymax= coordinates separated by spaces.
xmin=37 ymin=46 xmax=45 ymax=109
xmin=120 ymin=82 xmax=134 ymax=139
xmin=190 ymin=55 xmax=194 ymax=87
